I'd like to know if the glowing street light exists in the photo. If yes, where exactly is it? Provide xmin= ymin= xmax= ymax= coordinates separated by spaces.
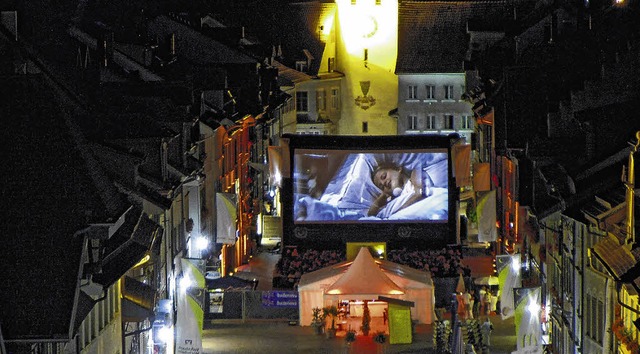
xmin=196 ymin=236 xmax=209 ymax=250
xmin=179 ymin=274 xmax=192 ymax=292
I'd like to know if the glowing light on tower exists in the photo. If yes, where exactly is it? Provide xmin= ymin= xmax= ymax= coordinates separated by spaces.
xmin=336 ymin=0 xmax=397 ymax=54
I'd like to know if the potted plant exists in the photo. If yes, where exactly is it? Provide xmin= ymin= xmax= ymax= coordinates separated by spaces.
xmin=374 ymin=331 xmax=386 ymax=344
xmin=323 ymin=305 xmax=339 ymax=338
xmin=310 ymin=307 xmax=325 ymax=335
xmin=373 ymin=330 xmax=388 ymax=354
xmin=361 ymin=300 xmax=371 ymax=336
xmin=466 ymin=202 xmax=478 ymax=228
xmin=345 ymin=328 xmax=357 ymax=345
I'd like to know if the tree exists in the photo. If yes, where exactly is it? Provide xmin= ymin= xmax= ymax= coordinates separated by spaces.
xmin=361 ymin=300 xmax=371 ymax=335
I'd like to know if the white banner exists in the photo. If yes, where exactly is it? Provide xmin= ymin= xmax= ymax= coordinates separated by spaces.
xmin=216 ymin=193 xmax=237 ymax=245
xmin=477 ymin=190 xmax=497 ymax=242
xmin=176 ymin=258 xmax=205 ymax=354
xmin=514 ymin=287 xmax=542 ymax=351
xmin=497 ymin=254 xmax=521 ymax=319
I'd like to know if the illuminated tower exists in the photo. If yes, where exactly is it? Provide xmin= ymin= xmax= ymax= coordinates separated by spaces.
xmin=331 ymin=0 xmax=399 ymax=135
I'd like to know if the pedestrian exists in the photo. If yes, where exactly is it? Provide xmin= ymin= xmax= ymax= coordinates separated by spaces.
xmin=471 ymin=288 xmax=480 ymax=319
xmin=483 ymin=290 xmax=493 ymax=316
xmin=481 ymin=317 xmax=493 ymax=348
xmin=457 ymin=292 xmax=467 ymax=320
xmin=466 ymin=343 xmax=477 ymax=354
xmin=479 ymin=286 xmax=487 ymax=315
xmin=463 ymin=290 xmax=473 ymax=319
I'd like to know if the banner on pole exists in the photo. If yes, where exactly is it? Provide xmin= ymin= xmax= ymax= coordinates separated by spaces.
xmin=477 ymin=190 xmax=497 ymax=242
xmin=216 ymin=193 xmax=237 ymax=245
xmin=176 ymin=258 xmax=205 ymax=354
xmin=513 ymin=287 xmax=542 ymax=352
xmin=496 ymin=254 xmax=521 ymax=320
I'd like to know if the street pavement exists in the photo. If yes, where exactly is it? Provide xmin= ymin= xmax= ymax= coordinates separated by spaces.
xmin=203 ymin=315 xmax=516 ymax=354
xmin=202 ymin=249 xmax=517 ymax=354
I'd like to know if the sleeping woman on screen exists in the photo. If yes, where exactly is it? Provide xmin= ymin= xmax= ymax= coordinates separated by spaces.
xmin=367 ymin=161 xmax=435 ymax=217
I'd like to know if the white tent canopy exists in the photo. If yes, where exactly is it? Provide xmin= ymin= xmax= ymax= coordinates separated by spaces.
xmin=298 ymin=247 xmax=435 ymax=326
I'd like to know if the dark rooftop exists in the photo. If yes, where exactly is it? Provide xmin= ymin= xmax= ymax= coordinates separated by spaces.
xmin=397 ymin=0 xmax=507 ymax=74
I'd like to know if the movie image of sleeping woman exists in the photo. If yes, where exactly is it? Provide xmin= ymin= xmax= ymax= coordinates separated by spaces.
xmin=293 ymin=150 xmax=449 ymax=223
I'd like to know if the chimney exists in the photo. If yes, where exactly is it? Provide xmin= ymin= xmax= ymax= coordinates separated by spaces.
xmin=170 ymin=33 xmax=176 ymax=56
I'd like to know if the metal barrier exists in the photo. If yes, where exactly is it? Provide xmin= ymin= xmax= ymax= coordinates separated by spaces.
xmin=205 ymin=289 xmax=299 ymax=321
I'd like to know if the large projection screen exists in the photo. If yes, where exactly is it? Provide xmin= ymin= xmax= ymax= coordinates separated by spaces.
xmin=293 ymin=149 xmax=449 ymax=224
xmin=281 ymin=134 xmax=458 ymax=248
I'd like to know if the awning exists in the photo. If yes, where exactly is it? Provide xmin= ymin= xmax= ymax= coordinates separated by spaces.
xmin=378 ymin=296 xmax=414 ymax=308
xmin=93 ymin=210 xmax=162 ymax=287
xmin=122 ymin=276 xmax=155 ymax=322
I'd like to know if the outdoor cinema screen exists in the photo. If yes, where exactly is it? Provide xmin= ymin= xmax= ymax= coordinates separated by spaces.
xmin=293 ymin=149 xmax=449 ymax=224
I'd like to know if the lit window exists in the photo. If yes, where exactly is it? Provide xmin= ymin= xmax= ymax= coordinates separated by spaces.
xmin=331 ymin=88 xmax=340 ymax=109
xmin=296 ymin=92 xmax=308 ymax=112
xmin=407 ymin=115 xmax=418 ymax=130
xmin=425 ymin=85 xmax=435 ymax=99
xmin=316 ymin=90 xmax=326 ymax=111
xmin=408 ymin=85 xmax=418 ymax=99
xmin=444 ymin=85 xmax=454 ymax=100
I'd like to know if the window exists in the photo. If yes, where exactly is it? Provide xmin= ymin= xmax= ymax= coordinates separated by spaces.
xmin=295 ymin=61 xmax=307 ymax=72
xmin=461 ymin=115 xmax=474 ymax=130
xmin=408 ymin=85 xmax=418 ymax=99
xmin=316 ymin=90 xmax=326 ymax=111
xmin=407 ymin=115 xmax=418 ymax=130
xmin=426 ymin=115 xmax=436 ymax=129
xmin=362 ymin=121 xmax=368 ymax=133
xmin=425 ymin=85 xmax=435 ymax=99
xmin=331 ymin=88 xmax=340 ymax=109
xmin=328 ymin=57 xmax=335 ymax=72
xmin=444 ymin=85 xmax=454 ymax=100
xmin=444 ymin=114 xmax=455 ymax=129
xmin=296 ymin=91 xmax=308 ymax=112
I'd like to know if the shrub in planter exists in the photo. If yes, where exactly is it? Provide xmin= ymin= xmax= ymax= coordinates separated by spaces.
xmin=345 ymin=329 xmax=357 ymax=344
xmin=323 ymin=306 xmax=339 ymax=338
xmin=374 ymin=331 xmax=387 ymax=344
xmin=310 ymin=307 xmax=325 ymax=335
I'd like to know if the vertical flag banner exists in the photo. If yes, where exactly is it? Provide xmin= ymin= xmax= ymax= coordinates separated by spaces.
xmin=176 ymin=258 xmax=206 ymax=354
xmin=216 ymin=193 xmax=237 ymax=245
xmin=268 ymin=146 xmax=283 ymax=187
xmin=513 ymin=287 xmax=542 ymax=353
xmin=496 ymin=254 xmax=521 ymax=320
xmin=476 ymin=107 xmax=494 ymax=126
xmin=477 ymin=190 xmax=497 ymax=242
xmin=473 ymin=163 xmax=491 ymax=191
xmin=452 ymin=144 xmax=472 ymax=187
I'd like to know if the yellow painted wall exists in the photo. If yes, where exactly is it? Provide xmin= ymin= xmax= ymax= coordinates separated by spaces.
xmin=346 ymin=242 xmax=386 ymax=261
xmin=334 ymin=0 xmax=398 ymax=135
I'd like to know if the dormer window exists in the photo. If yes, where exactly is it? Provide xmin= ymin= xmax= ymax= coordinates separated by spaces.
xmin=295 ymin=61 xmax=307 ymax=72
